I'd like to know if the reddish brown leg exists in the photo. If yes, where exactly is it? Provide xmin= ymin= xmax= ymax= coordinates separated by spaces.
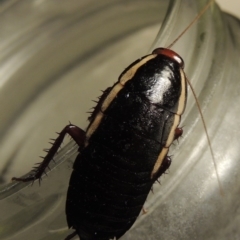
xmin=153 ymin=156 xmax=172 ymax=181
xmin=174 ymin=127 xmax=183 ymax=141
xmin=12 ymin=124 xmax=86 ymax=182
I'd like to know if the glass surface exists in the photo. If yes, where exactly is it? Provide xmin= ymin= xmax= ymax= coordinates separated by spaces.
xmin=1 ymin=0 xmax=240 ymax=239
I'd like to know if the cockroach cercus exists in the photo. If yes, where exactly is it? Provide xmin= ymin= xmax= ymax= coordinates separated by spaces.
xmin=12 ymin=0 xmax=221 ymax=239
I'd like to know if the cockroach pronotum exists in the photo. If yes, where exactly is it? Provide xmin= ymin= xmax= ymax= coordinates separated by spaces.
xmin=11 ymin=0 xmax=221 ymax=239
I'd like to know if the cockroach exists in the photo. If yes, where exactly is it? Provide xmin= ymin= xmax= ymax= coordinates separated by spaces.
xmin=12 ymin=0 xmax=220 ymax=239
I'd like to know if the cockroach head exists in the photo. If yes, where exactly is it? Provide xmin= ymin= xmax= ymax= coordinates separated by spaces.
xmin=152 ymin=48 xmax=184 ymax=69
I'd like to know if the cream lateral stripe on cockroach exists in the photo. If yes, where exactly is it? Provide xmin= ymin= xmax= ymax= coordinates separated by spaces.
xmin=85 ymin=54 xmax=156 ymax=143
xmin=164 ymin=69 xmax=186 ymax=147
xmin=176 ymin=69 xmax=187 ymax=115
xmin=11 ymin=1 xmax=220 ymax=240
xmin=151 ymin=67 xmax=186 ymax=178
xmin=151 ymin=147 xmax=169 ymax=178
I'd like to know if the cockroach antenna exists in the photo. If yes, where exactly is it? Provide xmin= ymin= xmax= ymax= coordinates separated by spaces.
xmin=167 ymin=0 xmax=223 ymax=195
xmin=186 ymin=77 xmax=224 ymax=196
xmin=167 ymin=0 xmax=215 ymax=49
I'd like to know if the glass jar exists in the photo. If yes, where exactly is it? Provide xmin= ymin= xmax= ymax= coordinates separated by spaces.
xmin=0 ymin=0 xmax=240 ymax=239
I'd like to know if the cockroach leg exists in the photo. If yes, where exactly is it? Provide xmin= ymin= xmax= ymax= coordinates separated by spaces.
xmin=174 ymin=127 xmax=183 ymax=141
xmin=12 ymin=124 xmax=86 ymax=182
xmin=153 ymin=156 xmax=172 ymax=181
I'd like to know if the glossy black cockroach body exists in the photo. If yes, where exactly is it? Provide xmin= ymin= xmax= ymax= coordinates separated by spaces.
xmin=67 ymin=48 xmax=187 ymax=240
xmin=13 ymin=48 xmax=187 ymax=240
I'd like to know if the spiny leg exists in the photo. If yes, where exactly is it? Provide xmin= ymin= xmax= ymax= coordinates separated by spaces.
xmin=154 ymin=156 xmax=172 ymax=182
xmin=12 ymin=124 xmax=86 ymax=182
